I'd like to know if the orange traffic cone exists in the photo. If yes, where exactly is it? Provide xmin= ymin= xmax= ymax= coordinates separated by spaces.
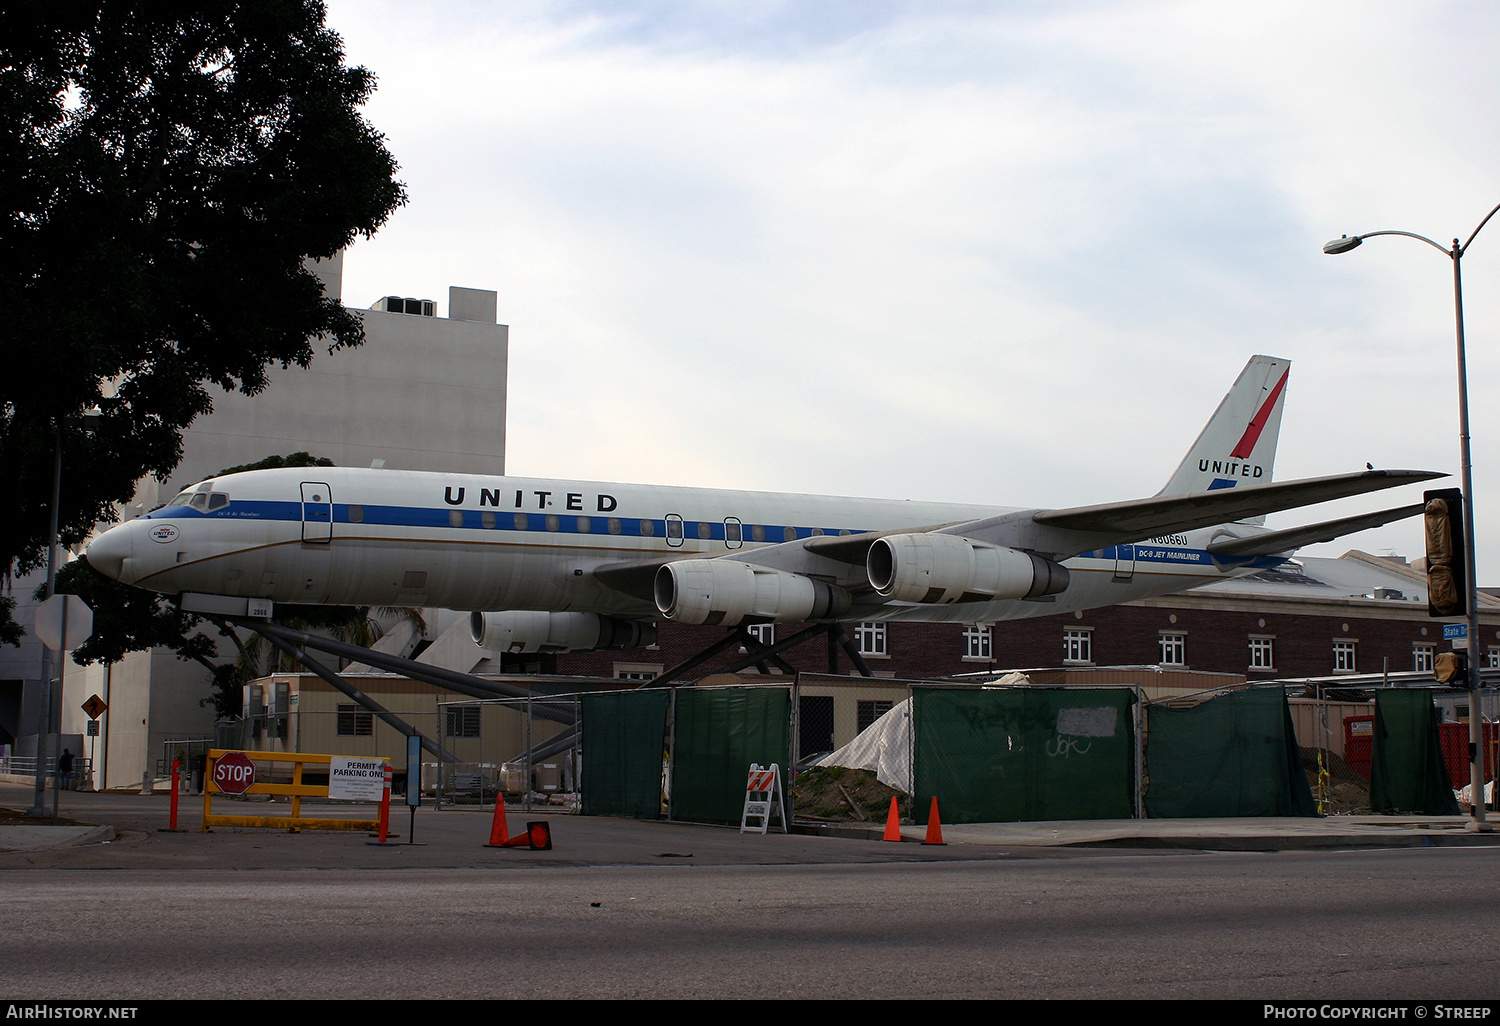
xmin=882 ymin=796 xmax=902 ymax=841
xmin=527 ymin=821 xmax=553 ymax=850
xmin=922 ymin=796 xmax=945 ymax=845
xmin=499 ymin=821 xmax=553 ymax=850
xmin=484 ymin=798 xmax=511 ymax=847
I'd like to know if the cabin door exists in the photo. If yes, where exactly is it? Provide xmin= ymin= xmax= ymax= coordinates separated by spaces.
xmin=301 ymin=482 xmax=333 ymax=543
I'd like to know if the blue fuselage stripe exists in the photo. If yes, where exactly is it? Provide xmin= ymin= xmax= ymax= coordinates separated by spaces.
xmin=142 ymin=499 xmax=861 ymax=545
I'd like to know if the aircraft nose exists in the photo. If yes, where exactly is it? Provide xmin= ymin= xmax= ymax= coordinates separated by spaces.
xmin=86 ymin=522 xmax=134 ymax=581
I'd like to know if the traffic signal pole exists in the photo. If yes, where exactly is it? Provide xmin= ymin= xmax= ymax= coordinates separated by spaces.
xmin=1449 ymin=239 xmax=1487 ymax=828
xmin=1325 ymin=202 xmax=1500 ymax=829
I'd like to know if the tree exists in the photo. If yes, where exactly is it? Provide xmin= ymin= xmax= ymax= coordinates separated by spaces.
xmin=0 ymin=2 xmax=405 ymax=641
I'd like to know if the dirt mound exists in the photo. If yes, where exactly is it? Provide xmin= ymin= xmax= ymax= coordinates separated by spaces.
xmin=791 ymin=767 xmax=909 ymax=823
xmin=1301 ymin=748 xmax=1371 ymax=814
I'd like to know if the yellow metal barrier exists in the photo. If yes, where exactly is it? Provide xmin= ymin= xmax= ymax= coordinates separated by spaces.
xmin=203 ymin=749 xmax=389 ymax=833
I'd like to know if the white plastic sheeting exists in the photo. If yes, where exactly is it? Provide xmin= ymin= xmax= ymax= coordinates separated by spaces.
xmin=815 ymin=698 xmax=914 ymax=794
xmin=813 ymin=672 xmax=1031 ymax=794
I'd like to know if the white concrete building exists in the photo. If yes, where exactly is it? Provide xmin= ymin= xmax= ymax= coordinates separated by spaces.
xmin=1 ymin=254 xmax=508 ymax=789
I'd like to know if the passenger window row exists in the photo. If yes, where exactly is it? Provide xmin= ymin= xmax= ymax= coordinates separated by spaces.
xmin=340 ymin=505 xmax=854 ymax=544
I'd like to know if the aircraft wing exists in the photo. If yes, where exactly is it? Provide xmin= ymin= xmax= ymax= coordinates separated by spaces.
xmin=594 ymin=520 xmax=970 ymax=594
xmin=950 ymin=469 xmax=1444 ymax=556
xmin=590 ymin=559 xmax=670 ymax=602
xmin=592 ymin=470 xmax=1442 ymax=604
xmin=802 ymin=522 xmax=963 ymax=565
xmin=1203 ymin=502 xmax=1427 ymax=559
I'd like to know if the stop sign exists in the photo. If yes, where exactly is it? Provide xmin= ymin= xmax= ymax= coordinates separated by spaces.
xmin=213 ymin=752 xmax=257 ymax=795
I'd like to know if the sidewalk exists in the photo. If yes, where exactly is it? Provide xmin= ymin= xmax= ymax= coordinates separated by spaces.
xmin=4 ymin=781 xmax=1497 ymax=868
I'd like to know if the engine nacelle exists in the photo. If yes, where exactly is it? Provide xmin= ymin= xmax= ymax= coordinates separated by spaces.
xmin=469 ymin=611 xmax=656 ymax=654
xmin=867 ymin=533 xmax=1070 ymax=604
xmin=654 ymin=559 xmax=851 ymax=626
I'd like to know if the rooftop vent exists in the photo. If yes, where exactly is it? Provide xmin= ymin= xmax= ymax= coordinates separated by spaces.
xmin=1372 ymin=588 xmax=1406 ymax=601
xmin=373 ymin=296 xmax=436 ymax=316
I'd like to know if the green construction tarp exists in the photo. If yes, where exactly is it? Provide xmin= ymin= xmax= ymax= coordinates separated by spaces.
xmin=581 ymin=690 xmax=671 ymax=818
xmin=1370 ymin=689 xmax=1460 ymax=815
xmin=911 ymin=688 xmax=1136 ymax=824
xmin=1144 ymin=687 xmax=1317 ymax=818
xmin=669 ymin=687 xmax=790 ymax=825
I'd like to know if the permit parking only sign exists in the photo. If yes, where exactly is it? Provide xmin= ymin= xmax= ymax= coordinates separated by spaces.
xmin=328 ymin=757 xmax=388 ymax=801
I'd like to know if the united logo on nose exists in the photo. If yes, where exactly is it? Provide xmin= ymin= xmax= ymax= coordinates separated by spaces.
xmin=149 ymin=524 xmax=180 ymax=544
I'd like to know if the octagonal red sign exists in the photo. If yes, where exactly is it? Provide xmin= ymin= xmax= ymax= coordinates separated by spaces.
xmin=212 ymin=751 xmax=256 ymax=795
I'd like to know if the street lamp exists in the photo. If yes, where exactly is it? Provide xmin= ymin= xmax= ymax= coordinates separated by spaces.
xmin=1325 ymin=202 xmax=1500 ymax=830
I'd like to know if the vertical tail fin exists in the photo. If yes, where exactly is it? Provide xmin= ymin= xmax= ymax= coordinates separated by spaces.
xmin=1158 ymin=356 xmax=1290 ymax=513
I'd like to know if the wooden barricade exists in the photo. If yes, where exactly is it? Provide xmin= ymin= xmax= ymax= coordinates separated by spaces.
xmin=203 ymin=749 xmax=389 ymax=833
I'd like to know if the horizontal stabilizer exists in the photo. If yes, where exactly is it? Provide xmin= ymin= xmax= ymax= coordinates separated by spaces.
xmin=1205 ymin=503 xmax=1427 ymax=559
xmin=1031 ymin=469 xmax=1443 ymax=541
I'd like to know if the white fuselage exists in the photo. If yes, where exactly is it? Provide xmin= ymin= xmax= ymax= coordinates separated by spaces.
xmin=88 ymin=466 xmax=1271 ymax=623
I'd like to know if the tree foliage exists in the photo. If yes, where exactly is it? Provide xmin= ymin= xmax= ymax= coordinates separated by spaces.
xmin=0 ymin=1 xmax=404 ymax=641
xmin=211 ymin=451 xmax=334 ymax=478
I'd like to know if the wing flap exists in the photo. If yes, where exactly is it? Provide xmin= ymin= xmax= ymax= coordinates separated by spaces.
xmin=1205 ymin=503 xmax=1426 ymax=559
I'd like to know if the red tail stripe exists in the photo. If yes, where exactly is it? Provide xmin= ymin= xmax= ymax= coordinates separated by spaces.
xmin=1229 ymin=368 xmax=1288 ymax=459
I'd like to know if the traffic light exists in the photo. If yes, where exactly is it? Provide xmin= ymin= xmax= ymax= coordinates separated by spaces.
xmin=1424 ymin=488 xmax=1469 ymax=618
xmin=1434 ymin=650 xmax=1468 ymax=684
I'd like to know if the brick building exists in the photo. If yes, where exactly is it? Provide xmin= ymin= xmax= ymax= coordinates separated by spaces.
xmin=546 ymin=551 xmax=1500 ymax=683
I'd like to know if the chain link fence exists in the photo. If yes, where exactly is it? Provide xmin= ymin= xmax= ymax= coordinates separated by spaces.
xmin=224 ymin=670 xmax=1500 ymax=823
xmin=1142 ymin=677 xmax=1500 ymax=816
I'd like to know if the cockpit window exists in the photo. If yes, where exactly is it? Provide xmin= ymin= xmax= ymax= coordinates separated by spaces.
xmin=167 ymin=491 xmax=194 ymax=508
xmin=189 ymin=493 xmax=209 ymax=510
xmin=207 ymin=493 xmax=229 ymax=511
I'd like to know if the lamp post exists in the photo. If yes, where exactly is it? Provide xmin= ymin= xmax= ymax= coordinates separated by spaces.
xmin=28 ymin=410 xmax=102 ymax=818
xmin=1325 ymin=202 xmax=1500 ymax=830
xmin=28 ymin=422 xmax=64 ymax=818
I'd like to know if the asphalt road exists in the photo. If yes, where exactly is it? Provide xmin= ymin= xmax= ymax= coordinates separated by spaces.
xmin=5 ymin=847 xmax=1499 ymax=1000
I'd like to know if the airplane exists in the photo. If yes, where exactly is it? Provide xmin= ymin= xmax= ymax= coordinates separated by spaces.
xmin=85 ymin=355 xmax=1440 ymax=656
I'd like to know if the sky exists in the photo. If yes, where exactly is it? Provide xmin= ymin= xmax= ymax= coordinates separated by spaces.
xmin=321 ymin=0 xmax=1500 ymax=579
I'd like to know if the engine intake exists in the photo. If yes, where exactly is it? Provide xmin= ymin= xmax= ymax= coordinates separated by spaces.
xmin=867 ymin=533 xmax=1070 ymax=604
xmin=469 ymin=611 xmax=656 ymax=654
xmin=654 ymin=559 xmax=851 ymax=626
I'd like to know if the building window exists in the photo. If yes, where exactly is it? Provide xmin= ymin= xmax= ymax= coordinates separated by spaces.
xmin=446 ymin=706 xmax=480 ymax=738
xmin=1413 ymin=643 xmax=1435 ymax=674
xmin=857 ymin=700 xmax=894 ymax=732
xmin=744 ymin=623 xmax=775 ymax=648
xmin=1489 ymin=647 xmax=1500 ymax=670
xmin=337 ymin=704 xmax=373 ymax=737
xmin=854 ymin=622 xmax=887 ymax=657
xmin=962 ymin=623 xmax=992 ymax=660
xmin=1249 ymin=636 xmax=1275 ymax=671
xmin=1159 ymin=632 xmax=1186 ymax=667
xmin=1063 ymin=628 xmax=1092 ymax=664
xmin=614 ymin=663 xmax=662 ymax=682
xmin=1333 ymin=640 xmax=1358 ymax=673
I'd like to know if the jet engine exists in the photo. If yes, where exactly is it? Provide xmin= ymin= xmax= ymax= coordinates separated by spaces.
xmin=469 ymin=611 xmax=656 ymax=654
xmin=867 ymin=533 xmax=1070 ymax=604
xmin=654 ymin=559 xmax=851 ymax=626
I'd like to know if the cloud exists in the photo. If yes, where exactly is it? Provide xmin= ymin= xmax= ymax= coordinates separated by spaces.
xmin=326 ymin=0 xmax=1500 ymax=571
